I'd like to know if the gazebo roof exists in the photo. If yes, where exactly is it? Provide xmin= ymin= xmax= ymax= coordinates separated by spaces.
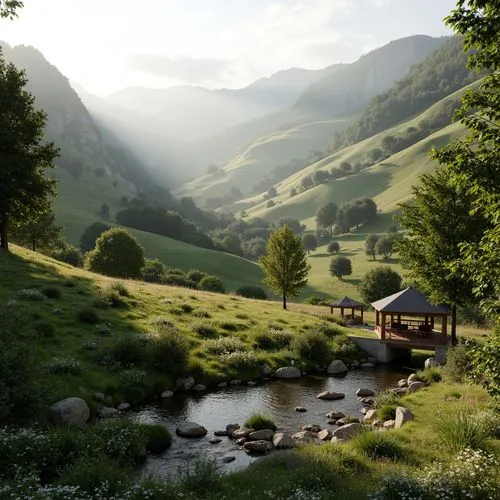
xmin=371 ymin=287 xmax=449 ymax=315
xmin=329 ymin=296 xmax=364 ymax=308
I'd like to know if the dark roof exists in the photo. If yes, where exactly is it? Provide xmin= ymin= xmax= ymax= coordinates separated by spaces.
xmin=371 ymin=288 xmax=449 ymax=314
xmin=329 ymin=296 xmax=364 ymax=308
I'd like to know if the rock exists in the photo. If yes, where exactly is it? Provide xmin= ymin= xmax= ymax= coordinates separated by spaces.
xmin=94 ymin=392 xmax=105 ymax=402
xmin=49 ymin=397 xmax=90 ymax=427
xmin=117 ymin=403 xmax=130 ymax=411
xmin=262 ymin=364 xmax=272 ymax=377
xmin=226 ymin=424 xmax=240 ymax=437
xmin=397 ymin=379 xmax=408 ymax=388
xmin=318 ymin=429 xmax=333 ymax=440
xmin=217 ymin=382 xmax=228 ymax=388
xmin=161 ymin=390 xmax=174 ymax=398
xmin=326 ymin=411 xmax=345 ymax=420
xmin=331 ymin=437 xmax=348 ymax=445
xmin=176 ymin=422 xmax=208 ymax=438
xmin=372 ymin=419 xmax=382 ymax=427
xmin=363 ymin=409 xmax=377 ymax=422
xmin=407 ymin=373 xmax=417 ymax=384
xmin=425 ymin=357 xmax=439 ymax=368
xmin=408 ymin=381 xmax=426 ymax=393
xmin=302 ymin=424 xmax=321 ymax=433
xmin=361 ymin=362 xmax=375 ymax=368
xmin=273 ymin=432 xmax=296 ymax=449
xmin=275 ymin=367 xmax=301 ymax=379
xmin=383 ymin=420 xmax=396 ymax=428
xmin=247 ymin=381 xmax=257 ymax=386
xmin=332 ymin=423 xmax=364 ymax=440
xmin=209 ymin=437 xmax=222 ymax=444
xmin=98 ymin=406 xmax=120 ymax=418
xmin=222 ymin=456 xmax=236 ymax=463
xmin=327 ymin=420 xmax=337 ymax=425
xmin=392 ymin=388 xmax=408 ymax=396
xmin=214 ymin=430 xmax=227 ymax=437
xmin=395 ymin=407 xmax=414 ymax=429
xmin=327 ymin=359 xmax=348 ymax=375
xmin=230 ymin=379 xmax=242 ymax=385
xmin=351 ymin=360 xmax=360 ymax=368
xmin=175 ymin=377 xmax=195 ymax=392
xmin=232 ymin=427 xmax=254 ymax=439
xmin=360 ymin=397 xmax=375 ymax=406
xmin=336 ymin=418 xmax=347 ymax=426
xmin=292 ymin=430 xmax=318 ymax=443
xmin=244 ymin=440 xmax=273 ymax=453
xmin=356 ymin=388 xmax=376 ymax=397
xmin=367 ymin=357 xmax=378 ymax=364
xmin=236 ymin=437 xmax=247 ymax=445
xmin=317 ymin=391 xmax=345 ymax=400
xmin=295 ymin=406 xmax=307 ymax=413
xmin=192 ymin=384 xmax=207 ymax=392
xmin=249 ymin=429 xmax=274 ymax=441
xmin=361 ymin=408 xmax=368 ymax=415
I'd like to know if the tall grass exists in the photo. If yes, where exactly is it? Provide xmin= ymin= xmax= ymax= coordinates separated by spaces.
xmin=244 ymin=413 xmax=277 ymax=431
xmin=352 ymin=431 xmax=405 ymax=461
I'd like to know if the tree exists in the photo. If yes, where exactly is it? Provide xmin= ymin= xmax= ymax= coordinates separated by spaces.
xmin=329 ymin=256 xmax=352 ymax=280
xmin=85 ymin=227 xmax=145 ymax=278
xmin=365 ymin=234 xmax=380 ymax=260
xmin=313 ymin=170 xmax=329 ymax=184
xmin=80 ymin=222 xmax=111 ymax=252
xmin=99 ymin=203 xmax=110 ymax=220
xmin=301 ymin=176 xmax=313 ymax=190
xmin=267 ymin=187 xmax=277 ymax=198
xmin=302 ymin=234 xmax=318 ymax=254
xmin=315 ymin=202 xmax=338 ymax=237
xmin=327 ymin=241 xmax=340 ymax=253
xmin=260 ymin=225 xmax=311 ymax=310
xmin=369 ymin=148 xmax=383 ymax=162
xmin=0 ymin=0 xmax=23 ymax=19
xmin=376 ymin=235 xmax=394 ymax=260
xmin=276 ymin=217 xmax=303 ymax=235
xmin=359 ymin=267 xmax=402 ymax=304
xmin=11 ymin=212 xmax=62 ymax=252
xmin=0 ymin=53 xmax=59 ymax=251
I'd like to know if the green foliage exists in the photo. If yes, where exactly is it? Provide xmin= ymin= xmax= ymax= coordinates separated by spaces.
xmin=140 ymin=424 xmax=172 ymax=454
xmin=141 ymin=258 xmax=167 ymax=283
xmin=93 ymin=286 xmax=125 ymax=309
xmin=48 ymin=242 xmax=83 ymax=267
xmin=337 ymin=198 xmax=378 ymax=232
xmin=359 ymin=267 xmax=402 ymax=303
xmin=292 ymin=329 xmax=330 ymax=365
xmin=378 ymin=404 xmax=398 ymax=421
xmin=0 ymin=1 xmax=23 ymax=19
xmin=315 ymin=202 xmax=338 ymax=237
xmin=251 ymin=329 xmax=293 ymax=351
xmin=44 ymin=356 xmax=82 ymax=375
xmin=148 ymin=327 xmax=190 ymax=376
xmin=260 ymin=225 xmax=311 ymax=309
xmin=470 ymin=328 xmax=500 ymax=401
xmin=178 ymin=458 xmax=223 ymax=498
xmin=104 ymin=334 xmax=148 ymax=368
xmin=235 ymin=285 xmax=268 ymax=300
xmin=42 ymin=286 xmax=61 ymax=299
xmin=327 ymin=240 xmax=340 ymax=253
xmin=85 ymin=228 xmax=145 ymax=279
xmin=302 ymin=233 xmax=318 ymax=254
xmin=376 ymin=235 xmax=395 ymax=260
xmin=329 ymin=255 xmax=352 ymax=280
xmin=374 ymin=390 xmax=401 ymax=410
xmin=109 ymin=281 xmax=130 ymax=297
xmin=77 ymin=307 xmax=100 ymax=324
xmin=79 ymin=222 xmax=111 ymax=252
xmin=11 ymin=211 xmax=63 ymax=253
xmin=244 ymin=413 xmax=277 ymax=431
xmin=199 ymin=275 xmax=225 ymax=293
xmin=204 ymin=337 xmax=248 ymax=355
xmin=444 ymin=340 xmax=475 ymax=382
xmin=352 ymin=431 xmax=405 ymax=460
xmin=419 ymin=367 xmax=442 ymax=384
xmin=364 ymin=234 xmax=379 ymax=260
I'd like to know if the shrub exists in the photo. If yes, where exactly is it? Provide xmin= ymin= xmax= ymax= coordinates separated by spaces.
xmin=42 ymin=286 xmax=61 ymax=299
xmin=186 ymin=269 xmax=206 ymax=283
xmin=352 ymin=431 xmax=404 ymax=460
xmin=421 ymin=367 xmax=442 ymax=384
xmin=374 ymin=390 xmax=401 ymax=409
xmin=17 ymin=288 xmax=45 ymax=301
xmin=330 ymin=336 xmax=360 ymax=360
xmin=219 ymin=351 xmax=260 ymax=374
xmin=34 ymin=320 xmax=55 ymax=337
xmin=179 ymin=458 xmax=223 ymax=497
xmin=142 ymin=258 xmax=166 ymax=283
xmin=315 ymin=321 xmax=343 ymax=337
xmin=443 ymin=340 xmax=475 ymax=382
xmin=292 ymin=329 xmax=331 ymax=366
xmin=140 ymin=424 xmax=172 ymax=453
xmin=199 ymin=275 xmax=225 ymax=294
xmin=191 ymin=320 xmax=218 ymax=338
xmin=235 ymin=285 xmax=268 ymax=300
xmin=148 ymin=328 xmax=190 ymax=376
xmin=327 ymin=241 xmax=340 ymax=253
xmin=105 ymin=334 xmax=147 ymax=367
xmin=49 ymin=244 xmax=83 ymax=267
xmin=110 ymin=281 xmax=130 ymax=297
xmin=204 ymin=337 xmax=248 ymax=355
xmin=251 ymin=329 xmax=293 ymax=351
xmin=303 ymin=295 xmax=328 ymax=305
xmin=244 ymin=413 xmax=276 ymax=431
xmin=44 ymin=357 xmax=82 ymax=375
xmin=93 ymin=287 xmax=124 ymax=309
xmin=378 ymin=404 xmax=398 ymax=421
xmin=77 ymin=307 xmax=100 ymax=324
xmin=119 ymin=369 xmax=148 ymax=403
xmin=319 ymin=314 xmax=347 ymax=327
xmin=95 ymin=323 xmax=111 ymax=336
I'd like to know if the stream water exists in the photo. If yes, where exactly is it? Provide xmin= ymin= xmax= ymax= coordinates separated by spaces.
xmin=134 ymin=365 xmax=409 ymax=477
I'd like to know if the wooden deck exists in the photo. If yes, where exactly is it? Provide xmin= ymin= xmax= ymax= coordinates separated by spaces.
xmin=375 ymin=325 xmax=448 ymax=349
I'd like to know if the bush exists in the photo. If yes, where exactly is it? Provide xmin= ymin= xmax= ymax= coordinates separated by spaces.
xmin=186 ymin=269 xmax=206 ymax=283
xmin=303 ymin=295 xmax=328 ymax=305
xmin=49 ymin=244 xmax=83 ymax=267
xmin=327 ymin=241 xmax=340 ymax=253
xmin=292 ymin=329 xmax=331 ymax=365
xmin=77 ymin=307 xmax=100 ymax=324
xmin=444 ymin=340 xmax=475 ymax=382
xmin=191 ymin=320 xmax=218 ymax=338
xmin=330 ymin=336 xmax=360 ymax=360
xmin=244 ymin=413 xmax=277 ymax=431
xmin=352 ymin=431 xmax=405 ymax=460
xmin=420 ymin=367 xmax=442 ymax=384
xmin=105 ymin=334 xmax=147 ymax=367
xmin=179 ymin=458 xmax=223 ymax=497
xmin=315 ymin=321 xmax=343 ymax=337
xmin=219 ymin=351 xmax=260 ymax=374
xmin=251 ymin=329 xmax=293 ymax=351
xmin=199 ymin=275 xmax=225 ymax=294
xmin=17 ymin=288 xmax=45 ymax=300
xmin=374 ymin=390 xmax=401 ymax=409
xmin=43 ymin=286 xmax=61 ymax=299
xmin=140 ymin=424 xmax=172 ymax=454
xmin=142 ymin=258 xmax=167 ymax=283
xmin=148 ymin=327 xmax=190 ymax=376
xmin=377 ymin=404 xmax=398 ymax=421
xmin=34 ymin=320 xmax=55 ymax=337
xmin=93 ymin=286 xmax=125 ymax=309
xmin=235 ymin=285 xmax=268 ymax=300
xmin=110 ymin=281 xmax=130 ymax=297
xmin=204 ymin=337 xmax=248 ymax=355
xmin=44 ymin=357 xmax=82 ymax=375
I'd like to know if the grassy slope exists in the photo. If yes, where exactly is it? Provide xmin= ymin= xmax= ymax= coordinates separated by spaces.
xmin=176 ymin=118 xmax=353 ymax=204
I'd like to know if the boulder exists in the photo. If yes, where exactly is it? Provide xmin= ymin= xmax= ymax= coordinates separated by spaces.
xmin=407 ymin=373 xmax=417 ymax=384
xmin=361 ymin=408 xmax=368 ymax=415
xmin=244 ymin=440 xmax=273 ymax=454
xmin=372 ymin=419 xmax=382 ymax=427
xmin=175 ymin=377 xmax=195 ymax=392
xmin=276 ymin=367 xmax=301 ymax=379
xmin=176 ymin=422 xmax=208 ymax=438
xmin=425 ymin=357 xmax=439 ymax=368
xmin=262 ymin=364 xmax=273 ymax=377
xmin=161 ymin=390 xmax=174 ymax=398
xmin=408 ymin=381 xmax=426 ymax=393
xmin=302 ymin=424 xmax=321 ymax=433
xmin=214 ymin=430 xmax=227 ymax=437
xmin=249 ymin=429 xmax=274 ymax=441
xmin=360 ymin=397 xmax=375 ymax=406
xmin=351 ymin=360 xmax=360 ymax=368
xmin=49 ymin=397 xmax=90 ymax=427
xmin=232 ymin=427 xmax=254 ymax=439
xmin=356 ymin=388 xmax=376 ymax=397
xmin=192 ymin=384 xmax=207 ymax=392
xmin=326 ymin=411 xmax=345 ymax=420
xmin=327 ymin=360 xmax=348 ymax=375
xmin=98 ymin=406 xmax=120 ymax=418
xmin=397 ymin=379 xmax=408 ymax=388
xmin=383 ymin=420 xmax=396 ymax=428
xmin=317 ymin=391 xmax=345 ymax=401
xmin=209 ymin=437 xmax=222 ymax=444
xmin=363 ymin=409 xmax=377 ymax=422
xmin=295 ymin=406 xmax=307 ymax=413
xmin=318 ymin=429 xmax=333 ymax=440
xmin=336 ymin=418 xmax=347 ymax=426
xmin=292 ymin=430 xmax=318 ymax=443
xmin=236 ymin=437 xmax=247 ymax=445
xmin=222 ymin=456 xmax=236 ymax=463
xmin=217 ymin=382 xmax=228 ymax=388
xmin=361 ymin=362 xmax=375 ymax=368
xmin=247 ymin=381 xmax=257 ymax=387
xmin=395 ymin=407 xmax=414 ymax=429
xmin=117 ymin=403 xmax=131 ymax=411
xmin=230 ymin=379 xmax=242 ymax=385
xmin=332 ymin=423 xmax=364 ymax=440
xmin=226 ymin=424 xmax=240 ymax=437
xmin=94 ymin=392 xmax=105 ymax=402
xmin=273 ymin=432 xmax=296 ymax=449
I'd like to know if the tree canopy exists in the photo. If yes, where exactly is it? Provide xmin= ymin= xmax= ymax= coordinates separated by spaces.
xmin=329 ymin=256 xmax=352 ymax=280
xmin=11 ymin=211 xmax=62 ymax=252
xmin=359 ymin=267 xmax=402 ymax=304
xmin=315 ymin=202 xmax=338 ymax=237
xmin=0 ymin=0 xmax=23 ymax=19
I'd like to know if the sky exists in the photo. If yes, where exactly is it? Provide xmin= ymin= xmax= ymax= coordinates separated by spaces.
xmin=0 ymin=0 xmax=457 ymax=96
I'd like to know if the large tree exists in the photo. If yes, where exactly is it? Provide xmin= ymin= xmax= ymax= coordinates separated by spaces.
xmin=315 ymin=202 xmax=338 ymax=237
xmin=364 ymin=234 xmax=379 ymax=261
xmin=359 ymin=266 xmax=402 ymax=304
xmin=0 ymin=53 xmax=59 ymax=251
xmin=329 ymin=256 xmax=352 ymax=280
xmin=11 ymin=211 xmax=63 ymax=252
xmin=0 ymin=0 xmax=23 ymax=19
xmin=260 ymin=225 xmax=311 ymax=310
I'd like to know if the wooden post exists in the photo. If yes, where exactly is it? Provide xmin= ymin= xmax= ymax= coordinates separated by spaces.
xmin=330 ymin=306 xmax=333 ymax=315
xmin=360 ymin=306 xmax=364 ymax=323
xmin=341 ymin=307 xmax=344 ymax=317
xmin=398 ymin=315 xmax=401 ymax=324
xmin=431 ymin=317 xmax=435 ymax=330
xmin=442 ymin=314 xmax=448 ymax=338
xmin=381 ymin=312 xmax=386 ymax=340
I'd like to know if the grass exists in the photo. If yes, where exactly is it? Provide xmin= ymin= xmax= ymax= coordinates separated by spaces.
xmin=244 ymin=413 xmax=277 ymax=431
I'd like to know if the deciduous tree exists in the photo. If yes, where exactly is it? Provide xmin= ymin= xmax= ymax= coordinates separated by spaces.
xmin=315 ymin=202 xmax=338 ymax=237
xmin=359 ymin=266 xmax=402 ymax=303
xmin=80 ymin=222 xmax=111 ymax=252
xmin=11 ymin=211 xmax=62 ymax=252
xmin=364 ymin=234 xmax=379 ymax=260
xmin=302 ymin=233 xmax=318 ymax=254
xmin=329 ymin=256 xmax=352 ymax=280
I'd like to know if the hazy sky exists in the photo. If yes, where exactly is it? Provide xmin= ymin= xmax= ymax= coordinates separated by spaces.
xmin=0 ymin=0 xmax=457 ymax=96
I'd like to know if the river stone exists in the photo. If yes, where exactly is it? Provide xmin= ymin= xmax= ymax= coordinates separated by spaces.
xmin=117 ymin=403 xmax=130 ymax=411
xmin=276 ymin=366 xmax=301 ymax=379
xmin=295 ymin=406 xmax=308 ymax=413
xmin=361 ymin=362 xmax=375 ymax=368
xmin=395 ymin=407 xmax=414 ymax=428
xmin=98 ymin=406 xmax=120 ymax=419
xmin=192 ymin=384 xmax=207 ymax=392
xmin=383 ymin=420 xmax=396 ymax=428
xmin=363 ymin=409 xmax=377 ymax=422
xmin=360 ymin=397 xmax=375 ymax=406
xmin=94 ymin=392 xmax=105 ymax=402
xmin=244 ymin=440 xmax=273 ymax=453
xmin=262 ymin=364 xmax=272 ymax=377
xmin=331 ymin=437 xmax=348 ymax=445
xmin=176 ymin=422 xmax=208 ymax=438
xmin=247 ymin=381 xmax=257 ymax=386
xmin=226 ymin=424 xmax=240 ymax=437
xmin=327 ymin=360 xmax=348 ymax=375
xmin=292 ymin=430 xmax=318 ymax=443
xmin=236 ymin=437 xmax=247 ymax=445
xmin=302 ymin=423 xmax=321 ymax=433
xmin=232 ymin=427 xmax=254 ymax=439
xmin=273 ymin=432 xmax=296 ymax=449
xmin=397 ymin=379 xmax=408 ymax=388
xmin=425 ymin=357 xmax=439 ymax=368
xmin=408 ymin=381 xmax=426 ymax=393
xmin=249 ymin=429 xmax=274 ymax=441
xmin=356 ymin=388 xmax=376 ymax=397
xmin=230 ymin=379 xmax=242 ymax=385
xmin=317 ymin=391 xmax=345 ymax=400
xmin=161 ymin=390 xmax=174 ymax=398
xmin=175 ymin=377 xmax=195 ymax=392
xmin=318 ymin=429 xmax=333 ymax=441
xmin=351 ymin=360 xmax=360 ymax=368
xmin=209 ymin=437 xmax=222 ymax=444
xmin=49 ymin=397 xmax=90 ymax=427
xmin=214 ymin=430 xmax=227 ymax=436
xmin=332 ymin=423 xmax=364 ymax=440
xmin=217 ymin=382 xmax=228 ymax=388
xmin=222 ymin=456 xmax=236 ymax=463
xmin=326 ymin=411 xmax=345 ymax=420
xmin=407 ymin=373 xmax=417 ymax=384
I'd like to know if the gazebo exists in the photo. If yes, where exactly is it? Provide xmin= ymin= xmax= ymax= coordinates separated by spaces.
xmin=371 ymin=288 xmax=449 ymax=345
xmin=329 ymin=296 xmax=365 ymax=324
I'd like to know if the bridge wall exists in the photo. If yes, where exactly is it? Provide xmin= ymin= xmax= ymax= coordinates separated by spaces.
xmin=350 ymin=336 xmax=411 ymax=363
